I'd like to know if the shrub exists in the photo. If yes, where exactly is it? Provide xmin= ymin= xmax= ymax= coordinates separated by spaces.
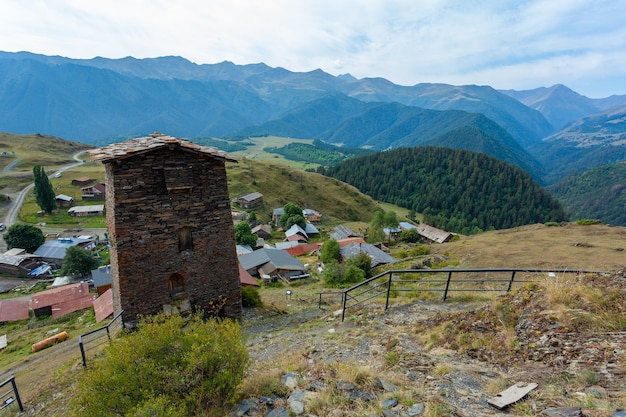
xmin=575 ymin=219 xmax=602 ymax=225
xmin=322 ymin=261 xmax=365 ymax=288
xmin=409 ymin=245 xmax=430 ymax=256
xmin=241 ymin=286 xmax=263 ymax=307
xmin=70 ymin=312 xmax=249 ymax=416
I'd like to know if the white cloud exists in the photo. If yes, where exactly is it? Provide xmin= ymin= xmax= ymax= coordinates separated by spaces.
xmin=0 ymin=0 xmax=624 ymax=96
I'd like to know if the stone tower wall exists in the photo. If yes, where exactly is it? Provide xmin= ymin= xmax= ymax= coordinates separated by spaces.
xmin=104 ymin=148 xmax=241 ymax=323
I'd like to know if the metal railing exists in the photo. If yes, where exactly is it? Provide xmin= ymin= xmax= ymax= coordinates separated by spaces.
xmin=78 ymin=310 xmax=124 ymax=367
xmin=317 ymin=268 xmax=605 ymax=322
xmin=0 ymin=376 xmax=23 ymax=413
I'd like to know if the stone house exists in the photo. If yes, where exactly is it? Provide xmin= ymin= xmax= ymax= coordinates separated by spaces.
xmin=89 ymin=132 xmax=241 ymax=324
xmin=81 ymin=183 xmax=106 ymax=200
xmin=55 ymin=194 xmax=74 ymax=208
xmin=237 ymin=192 xmax=264 ymax=209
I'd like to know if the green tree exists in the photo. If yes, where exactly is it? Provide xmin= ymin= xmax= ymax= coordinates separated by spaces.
xmin=234 ymin=222 xmax=258 ymax=247
xmin=33 ymin=165 xmax=57 ymax=214
xmin=61 ymin=246 xmax=99 ymax=276
xmin=346 ymin=252 xmax=372 ymax=278
xmin=319 ymin=239 xmax=340 ymax=264
xmin=280 ymin=202 xmax=306 ymax=230
xmin=383 ymin=210 xmax=399 ymax=229
xmin=399 ymin=229 xmax=420 ymax=243
xmin=3 ymin=223 xmax=45 ymax=253
xmin=70 ymin=312 xmax=248 ymax=416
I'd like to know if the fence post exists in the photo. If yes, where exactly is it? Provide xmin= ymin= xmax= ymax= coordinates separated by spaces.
xmin=507 ymin=271 xmax=517 ymax=292
xmin=79 ymin=336 xmax=87 ymax=367
xmin=341 ymin=291 xmax=347 ymax=322
xmin=384 ymin=272 xmax=392 ymax=311
xmin=10 ymin=376 xmax=24 ymax=412
xmin=442 ymin=271 xmax=453 ymax=301
xmin=318 ymin=293 xmax=322 ymax=309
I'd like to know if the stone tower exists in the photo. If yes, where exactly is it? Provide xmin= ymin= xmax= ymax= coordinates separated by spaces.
xmin=89 ymin=132 xmax=241 ymax=324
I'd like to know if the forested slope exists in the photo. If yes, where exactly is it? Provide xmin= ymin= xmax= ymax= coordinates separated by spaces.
xmin=322 ymin=147 xmax=567 ymax=234
xmin=547 ymin=162 xmax=626 ymax=226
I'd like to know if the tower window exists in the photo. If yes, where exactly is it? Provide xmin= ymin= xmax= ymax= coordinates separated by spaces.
xmin=179 ymin=226 xmax=193 ymax=252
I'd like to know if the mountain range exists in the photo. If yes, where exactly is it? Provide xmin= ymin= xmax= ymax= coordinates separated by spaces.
xmin=1 ymin=51 xmax=625 ymax=188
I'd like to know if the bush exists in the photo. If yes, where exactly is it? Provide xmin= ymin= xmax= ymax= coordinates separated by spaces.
xmin=576 ymin=219 xmax=602 ymax=225
xmin=323 ymin=261 xmax=365 ymax=288
xmin=241 ymin=286 xmax=263 ymax=307
xmin=70 ymin=312 xmax=249 ymax=416
xmin=409 ymin=245 xmax=430 ymax=256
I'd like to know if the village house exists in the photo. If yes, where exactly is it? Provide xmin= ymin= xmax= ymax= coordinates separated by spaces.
xmin=55 ymin=194 xmax=74 ymax=208
xmin=238 ymin=247 xmax=308 ymax=283
xmin=416 ymin=224 xmax=453 ymax=243
xmin=71 ymin=177 xmax=93 ymax=186
xmin=81 ymin=183 xmax=106 ymax=200
xmin=67 ymin=204 xmax=104 ymax=217
xmin=31 ymin=282 xmax=94 ymax=319
xmin=33 ymin=237 xmax=95 ymax=268
xmin=89 ymin=132 xmax=242 ymax=324
xmin=303 ymin=208 xmax=322 ymax=223
xmin=237 ymin=192 xmax=264 ymax=209
xmin=251 ymin=224 xmax=272 ymax=240
xmin=0 ymin=250 xmax=43 ymax=277
xmin=339 ymin=242 xmax=397 ymax=268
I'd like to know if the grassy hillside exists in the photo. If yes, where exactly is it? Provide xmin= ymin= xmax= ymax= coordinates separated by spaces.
xmin=0 ymin=132 xmax=93 ymax=192
xmin=226 ymin=157 xmax=381 ymax=225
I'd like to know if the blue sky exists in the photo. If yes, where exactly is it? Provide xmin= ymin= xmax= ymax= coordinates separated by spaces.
xmin=1 ymin=0 xmax=624 ymax=98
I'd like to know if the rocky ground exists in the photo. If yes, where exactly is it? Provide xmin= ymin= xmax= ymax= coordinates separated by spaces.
xmin=236 ymin=272 xmax=626 ymax=416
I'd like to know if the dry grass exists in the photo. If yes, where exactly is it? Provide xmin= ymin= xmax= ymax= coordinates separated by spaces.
xmin=430 ymin=222 xmax=626 ymax=272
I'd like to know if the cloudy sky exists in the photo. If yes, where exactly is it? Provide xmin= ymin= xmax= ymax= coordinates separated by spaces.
xmin=1 ymin=0 xmax=624 ymax=98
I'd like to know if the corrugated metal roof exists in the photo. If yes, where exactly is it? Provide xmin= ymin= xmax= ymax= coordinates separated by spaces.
xmin=238 ymin=264 xmax=259 ymax=287
xmin=239 ymin=192 xmax=263 ymax=201
xmin=0 ymin=299 xmax=30 ymax=322
xmin=67 ymin=205 xmax=104 ymax=214
xmin=330 ymin=225 xmax=359 ymax=240
xmin=34 ymin=237 xmax=93 ymax=260
xmin=93 ymin=288 xmax=113 ymax=323
xmin=417 ymin=224 xmax=453 ymax=244
xmin=31 ymin=282 xmax=94 ymax=318
xmin=89 ymin=132 xmax=237 ymax=163
xmin=238 ymin=248 xmax=306 ymax=272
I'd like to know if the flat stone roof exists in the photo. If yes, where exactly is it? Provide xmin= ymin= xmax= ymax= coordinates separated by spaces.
xmin=89 ymin=131 xmax=237 ymax=163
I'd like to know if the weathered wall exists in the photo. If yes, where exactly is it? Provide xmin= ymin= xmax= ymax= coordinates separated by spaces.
xmin=104 ymin=148 xmax=241 ymax=323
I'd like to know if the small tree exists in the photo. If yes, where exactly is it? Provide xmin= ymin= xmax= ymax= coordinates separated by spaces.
xmin=33 ymin=165 xmax=57 ymax=214
xmin=346 ymin=252 xmax=372 ymax=278
xmin=280 ymin=202 xmax=306 ymax=230
xmin=234 ymin=222 xmax=258 ymax=247
xmin=3 ymin=223 xmax=45 ymax=253
xmin=319 ymin=239 xmax=340 ymax=264
xmin=400 ymin=229 xmax=420 ymax=243
xmin=61 ymin=246 xmax=99 ymax=276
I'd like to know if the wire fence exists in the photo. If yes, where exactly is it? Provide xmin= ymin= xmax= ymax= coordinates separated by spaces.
xmin=318 ymin=268 xmax=605 ymax=321
xmin=78 ymin=310 xmax=124 ymax=367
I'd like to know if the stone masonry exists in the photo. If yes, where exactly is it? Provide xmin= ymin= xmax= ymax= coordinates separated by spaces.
xmin=89 ymin=132 xmax=242 ymax=324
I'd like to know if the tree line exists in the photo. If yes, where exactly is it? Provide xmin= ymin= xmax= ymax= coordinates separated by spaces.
xmin=321 ymin=147 xmax=568 ymax=234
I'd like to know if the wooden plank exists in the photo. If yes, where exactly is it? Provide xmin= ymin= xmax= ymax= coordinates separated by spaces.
xmin=0 ymin=334 xmax=7 ymax=350
xmin=488 ymin=382 xmax=538 ymax=409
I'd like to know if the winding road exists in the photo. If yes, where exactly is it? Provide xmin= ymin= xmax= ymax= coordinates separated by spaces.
xmin=4 ymin=152 xmax=87 ymax=228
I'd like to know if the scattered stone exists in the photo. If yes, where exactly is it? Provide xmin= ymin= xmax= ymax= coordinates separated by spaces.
xmin=266 ymin=406 xmax=289 ymax=417
xmin=375 ymin=377 xmax=398 ymax=392
xmin=407 ymin=403 xmax=425 ymax=416
xmin=281 ymin=372 xmax=298 ymax=389
xmin=542 ymin=407 xmax=582 ymax=417
xmin=381 ymin=398 xmax=398 ymax=409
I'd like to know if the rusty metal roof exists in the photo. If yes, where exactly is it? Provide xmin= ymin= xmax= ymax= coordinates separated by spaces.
xmin=0 ymin=299 xmax=30 ymax=322
xmin=88 ymin=131 xmax=237 ymax=163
